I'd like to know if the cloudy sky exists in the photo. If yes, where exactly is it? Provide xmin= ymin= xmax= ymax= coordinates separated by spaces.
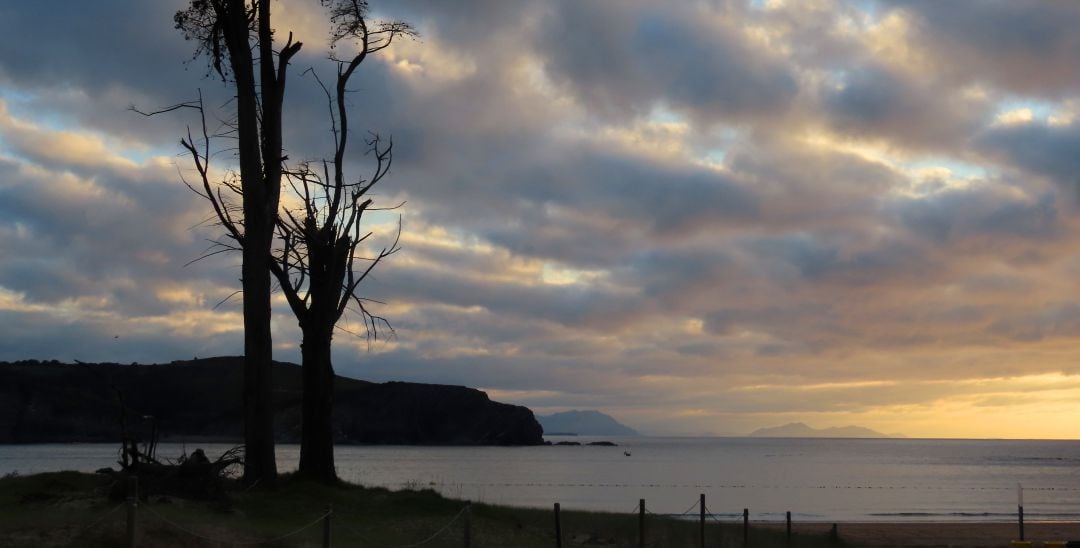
xmin=3 ymin=0 xmax=1080 ymax=438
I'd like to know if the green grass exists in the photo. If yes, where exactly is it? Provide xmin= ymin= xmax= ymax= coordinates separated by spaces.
xmin=0 ymin=471 xmax=848 ymax=547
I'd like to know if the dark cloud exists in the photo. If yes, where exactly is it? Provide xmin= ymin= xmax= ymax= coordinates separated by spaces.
xmin=976 ymin=121 xmax=1080 ymax=193
xmin=885 ymin=0 xmax=1080 ymax=96
xmin=725 ymin=137 xmax=901 ymax=229
xmin=367 ymin=258 xmax=643 ymax=332
xmin=374 ymin=0 xmax=532 ymax=48
xmin=397 ymin=134 xmax=761 ymax=269
xmin=624 ymin=247 xmax=737 ymax=304
xmin=0 ymin=159 xmax=212 ymax=307
xmin=0 ymin=1 xmax=187 ymax=92
xmin=821 ymin=63 xmax=987 ymax=149
xmin=740 ymin=232 xmax=931 ymax=287
xmin=0 ymin=0 xmax=224 ymax=147
xmin=538 ymin=0 xmax=798 ymax=124
xmin=888 ymin=186 xmax=1060 ymax=244
xmin=988 ymin=303 xmax=1080 ymax=343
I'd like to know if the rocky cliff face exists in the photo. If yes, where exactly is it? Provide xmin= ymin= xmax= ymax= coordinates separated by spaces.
xmin=0 ymin=358 xmax=543 ymax=446
xmin=334 ymin=381 xmax=542 ymax=445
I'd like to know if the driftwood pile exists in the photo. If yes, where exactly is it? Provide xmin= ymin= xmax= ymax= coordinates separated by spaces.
xmin=82 ymin=361 xmax=246 ymax=501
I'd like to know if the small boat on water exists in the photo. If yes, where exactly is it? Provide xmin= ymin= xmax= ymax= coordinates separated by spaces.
xmin=624 ymin=450 xmax=632 ymax=457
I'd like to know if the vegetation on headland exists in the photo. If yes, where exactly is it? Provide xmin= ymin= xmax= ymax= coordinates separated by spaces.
xmin=0 ymin=358 xmax=543 ymax=446
xmin=0 ymin=471 xmax=848 ymax=547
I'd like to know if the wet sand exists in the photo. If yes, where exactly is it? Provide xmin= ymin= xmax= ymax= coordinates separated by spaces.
xmin=759 ymin=521 xmax=1080 ymax=547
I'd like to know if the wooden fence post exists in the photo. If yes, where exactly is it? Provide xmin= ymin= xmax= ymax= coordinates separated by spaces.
xmin=463 ymin=502 xmax=472 ymax=548
xmin=699 ymin=494 xmax=705 ymax=548
xmin=786 ymin=511 xmax=791 ymax=544
xmin=323 ymin=504 xmax=332 ymax=548
xmin=126 ymin=476 xmax=138 ymax=548
xmin=639 ymin=499 xmax=645 ymax=548
xmin=1018 ymin=483 xmax=1025 ymax=541
xmin=554 ymin=502 xmax=562 ymax=548
xmin=1019 ymin=505 xmax=1025 ymax=540
xmin=742 ymin=508 xmax=749 ymax=547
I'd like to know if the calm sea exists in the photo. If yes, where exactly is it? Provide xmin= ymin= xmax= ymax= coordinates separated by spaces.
xmin=3 ymin=437 xmax=1079 ymax=522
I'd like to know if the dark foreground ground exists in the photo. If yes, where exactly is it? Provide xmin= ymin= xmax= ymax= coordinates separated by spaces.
xmin=4 ymin=471 xmax=1074 ymax=547
xmin=0 ymin=471 xmax=847 ymax=547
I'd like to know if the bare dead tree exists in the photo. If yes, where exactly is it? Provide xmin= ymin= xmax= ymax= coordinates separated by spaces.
xmin=173 ymin=0 xmax=304 ymax=487
xmin=268 ymin=2 xmax=412 ymax=483
xmin=167 ymin=0 xmax=411 ymax=484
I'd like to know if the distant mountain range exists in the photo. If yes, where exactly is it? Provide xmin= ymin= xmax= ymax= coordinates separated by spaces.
xmin=748 ymin=422 xmax=904 ymax=439
xmin=536 ymin=410 xmax=639 ymax=436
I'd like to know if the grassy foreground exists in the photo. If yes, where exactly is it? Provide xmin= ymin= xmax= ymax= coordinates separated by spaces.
xmin=0 ymin=471 xmax=847 ymax=547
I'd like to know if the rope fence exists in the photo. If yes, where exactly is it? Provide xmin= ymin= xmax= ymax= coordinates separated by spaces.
xmin=387 ymin=504 xmax=469 ymax=548
xmin=336 ymin=504 xmax=471 ymax=548
xmin=65 ymin=502 xmax=127 ymax=542
xmin=143 ymin=504 xmax=332 ymax=546
xmin=134 ymin=502 xmax=475 ymax=548
xmin=52 ymin=477 xmax=1047 ymax=547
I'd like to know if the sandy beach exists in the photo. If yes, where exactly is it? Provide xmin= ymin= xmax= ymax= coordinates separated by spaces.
xmin=760 ymin=521 xmax=1080 ymax=547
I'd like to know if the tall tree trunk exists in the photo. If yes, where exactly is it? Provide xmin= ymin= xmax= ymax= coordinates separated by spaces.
xmin=298 ymin=322 xmax=336 ymax=482
xmin=223 ymin=0 xmax=277 ymax=487
xmin=241 ymin=216 xmax=277 ymax=486
xmin=176 ymin=0 xmax=307 ymax=487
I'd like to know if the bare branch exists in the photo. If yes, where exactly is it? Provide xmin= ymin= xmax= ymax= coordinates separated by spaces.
xmin=129 ymin=101 xmax=201 ymax=117
xmin=212 ymin=290 xmax=244 ymax=311
xmin=183 ymin=244 xmax=241 ymax=268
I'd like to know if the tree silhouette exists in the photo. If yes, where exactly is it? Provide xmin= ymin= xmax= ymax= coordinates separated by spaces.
xmin=172 ymin=0 xmax=411 ymax=484
xmin=173 ymin=0 xmax=303 ymax=486
xmin=269 ymin=1 xmax=411 ymax=483
xmin=273 ymin=153 xmax=401 ymax=482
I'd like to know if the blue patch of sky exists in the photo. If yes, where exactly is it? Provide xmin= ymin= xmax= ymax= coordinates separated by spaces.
xmin=848 ymin=0 xmax=881 ymax=20
xmin=749 ymin=0 xmax=880 ymax=19
xmin=702 ymin=148 xmax=727 ymax=165
xmin=0 ymin=88 xmax=179 ymax=165
xmin=994 ymin=97 xmax=1062 ymax=123
xmin=0 ymin=89 xmax=77 ymax=134
xmin=647 ymin=102 xmax=683 ymax=125
xmin=633 ymin=104 xmax=742 ymax=168
xmin=0 ymin=88 xmax=35 ymax=107
xmin=699 ymin=128 xmax=741 ymax=166
xmin=365 ymin=209 xmax=404 ymax=228
xmin=117 ymin=146 xmax=174 ymax=165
